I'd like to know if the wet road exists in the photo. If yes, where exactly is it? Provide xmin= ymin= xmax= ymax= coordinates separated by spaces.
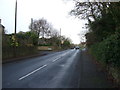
xmin=3 ymin=49 xmax=81 ymax=88
xmin=3 ymin=49 xmax=113 ymax=88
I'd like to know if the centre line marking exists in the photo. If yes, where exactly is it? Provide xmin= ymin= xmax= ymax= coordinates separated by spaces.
xmin=52 ymin=57 xmax=61 ymax=62
xmin=18 ymin=64 xmax=47 ymax=80
xmin=52 ymin=58 xmax=58 ymax=62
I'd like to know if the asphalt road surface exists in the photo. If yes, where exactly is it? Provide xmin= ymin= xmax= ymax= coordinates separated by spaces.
xmin=2 ymin=49 xmax=113 ymax=88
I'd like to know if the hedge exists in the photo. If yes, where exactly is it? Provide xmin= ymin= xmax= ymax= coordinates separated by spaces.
xmin=90 ymin=32 xmax=120 ymax=67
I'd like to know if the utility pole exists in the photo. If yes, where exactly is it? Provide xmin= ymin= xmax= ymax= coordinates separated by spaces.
xmin=15 ymin=0 xmax=17 ymax=34
xmin=14 ymin=0 xmax=17 ymax=57
xmin=31 ymin=18 xmax=33 ymax=31
xmin=59 ymin=28 xmax=61 ymax=49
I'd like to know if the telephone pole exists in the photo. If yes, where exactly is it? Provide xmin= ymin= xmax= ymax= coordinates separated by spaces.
xmin=59 ymin=28 xmax=61 ymax=49
xmin=14 ymin=0 xmax=17 ymax=57
xmin=31 ymin=18 xmax=33 ymax=31
xmin=15 ymin=0 xmax=17 ymax=34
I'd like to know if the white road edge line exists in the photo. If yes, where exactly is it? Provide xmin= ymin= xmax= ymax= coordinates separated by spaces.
xmin=18 ymin=64 xmax=47 ymax=80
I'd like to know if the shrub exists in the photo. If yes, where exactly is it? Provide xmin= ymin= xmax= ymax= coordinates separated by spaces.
xmin=90 ymin=32 xmax=120 ymax=67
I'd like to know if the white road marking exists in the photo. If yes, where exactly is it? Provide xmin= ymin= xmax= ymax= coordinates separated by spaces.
xmin=52 ymin=60 xmax=56 ymax=62
xmin=52 ymin=57 xmax=61 ymax=62
xmin=61 ymin=52 xmax=69 ymax=57
xmin=18 ymin=64 xmax=47 ymax=80
xmin=18 ymin=50 xmax=74 ymax=81
xmin=52 ymin=51 xmax=72 ymax=62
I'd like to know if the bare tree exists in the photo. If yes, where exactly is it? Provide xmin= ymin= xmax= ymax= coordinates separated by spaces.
xmin=70 ymin=1 xmax=110 ymax=23
xmin=29 ymin=18 xmax=51 ymax=38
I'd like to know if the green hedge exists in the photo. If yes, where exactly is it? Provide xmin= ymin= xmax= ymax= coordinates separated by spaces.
xmin=90 ymin=32 xmax=120 ymax=67
xmin=90 ymin=32 xmax=120 ymax=84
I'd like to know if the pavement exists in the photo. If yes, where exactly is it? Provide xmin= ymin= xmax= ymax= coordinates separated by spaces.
xmin=79 ymin=49 xmax=114 ymax=88
xmin=2 ymin=49 xmax=115 ymax=88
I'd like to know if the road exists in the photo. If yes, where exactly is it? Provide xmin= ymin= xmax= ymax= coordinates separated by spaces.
xmin=3 ymin=49 xmax=81 ymax=88
xmin=2 ymin=49 xmax=113 ymax=88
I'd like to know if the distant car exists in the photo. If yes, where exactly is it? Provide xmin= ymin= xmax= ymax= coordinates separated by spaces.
xmin=75 ymin=46 xmax=79 ymax=50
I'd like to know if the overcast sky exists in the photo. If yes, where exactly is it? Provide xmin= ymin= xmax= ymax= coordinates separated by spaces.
xmin=0 ymin=0 xmax=87 ymax=44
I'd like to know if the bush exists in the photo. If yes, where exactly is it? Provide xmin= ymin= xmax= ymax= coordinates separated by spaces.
xmin=90 ymin=32 xmax=120 ymax=84
xmin=90 ymin=32 xmax=120 ymax=67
